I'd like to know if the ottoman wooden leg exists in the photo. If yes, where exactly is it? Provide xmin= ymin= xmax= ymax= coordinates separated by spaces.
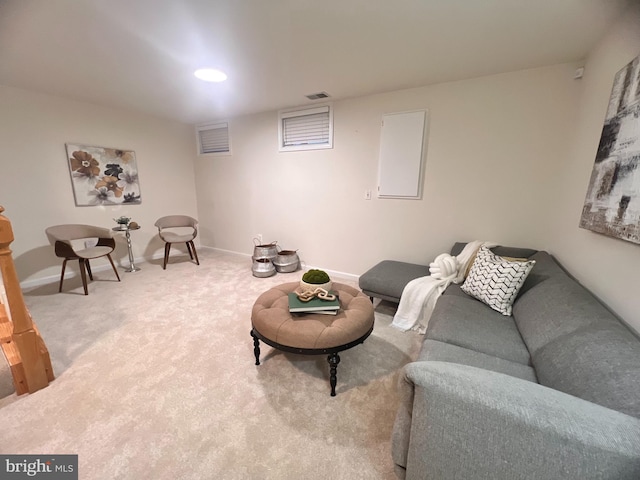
xmin=328 ymin=353 xmax=341 ymax=397
xmin=251 ymin=329 xmax=261 ymax=365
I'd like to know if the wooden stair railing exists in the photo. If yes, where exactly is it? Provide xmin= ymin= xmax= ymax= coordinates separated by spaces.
xmin=0 ymin=206 xmax=54 ymax=394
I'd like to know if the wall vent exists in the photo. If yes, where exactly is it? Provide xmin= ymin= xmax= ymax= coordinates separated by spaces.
xmin=305 ymin=92 xmax=330 ymax=100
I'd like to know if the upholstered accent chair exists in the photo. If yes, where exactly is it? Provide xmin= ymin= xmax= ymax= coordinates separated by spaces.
xmin=45 ymin=224 xmax=121 ymax=295
xmin=154 ymin=215 xmax=200 ymax=270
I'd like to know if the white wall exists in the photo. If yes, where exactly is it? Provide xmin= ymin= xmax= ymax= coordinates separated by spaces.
xmin=4 ymin=4 xmax=636 ymax=333
xmin=197 ymin=42 xmax=640 ymax=334
xmin=550 ymin=2 xmax=640 ymax=332
xmin=195 ymin=63 xmax=581 ymax=275
xmin=0 ymin=85 xmax=199 ymax=285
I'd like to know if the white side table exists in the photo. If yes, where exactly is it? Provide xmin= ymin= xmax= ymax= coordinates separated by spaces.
xmin=112 ymin=225 xmax=141 ymax=272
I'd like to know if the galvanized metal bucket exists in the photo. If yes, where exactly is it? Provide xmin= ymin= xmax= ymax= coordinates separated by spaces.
xmin=273 ymin=250 xmax=299 ymax=273
xmin=252 ymin=257 xmax=276 ymax=277
xmin=253 ymin=239 xmax=278 ymax=262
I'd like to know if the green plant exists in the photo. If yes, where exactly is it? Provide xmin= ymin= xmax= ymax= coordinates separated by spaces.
xmin=302 ymin=269 xmax=330 ymax=284
xmin=114 ymin=216 xmax=131 ymax=225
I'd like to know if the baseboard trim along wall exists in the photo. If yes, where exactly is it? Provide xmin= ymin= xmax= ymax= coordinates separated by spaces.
xmin=19 ymin=252 xmax=167 ymax=290
xmin=19 ymin=247 xmax=361 ymax=290
xmin=206 ymin=246 xmax=360 ymax=283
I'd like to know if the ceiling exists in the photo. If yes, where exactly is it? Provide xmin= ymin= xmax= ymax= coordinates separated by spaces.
xmin=0 ymin=0 xmax=631 ymax=125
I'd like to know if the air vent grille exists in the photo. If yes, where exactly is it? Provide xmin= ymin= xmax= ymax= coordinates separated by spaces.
xmin=305 ymin=92 xmax=330 ymax=100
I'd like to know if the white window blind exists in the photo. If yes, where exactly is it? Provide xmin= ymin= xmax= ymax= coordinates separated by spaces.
xmin=196 ymin=122 xmax=230 ymax=155
xmin=279 ymin=105 xmax=333 ymax=151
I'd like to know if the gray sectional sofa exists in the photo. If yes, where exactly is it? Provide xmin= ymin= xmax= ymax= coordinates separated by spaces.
xmin=365 ymin=243 xmax=640 ymax=479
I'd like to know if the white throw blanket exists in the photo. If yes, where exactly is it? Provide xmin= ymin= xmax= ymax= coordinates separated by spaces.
xmin=391 ymin=241 xmax=495 ymax=334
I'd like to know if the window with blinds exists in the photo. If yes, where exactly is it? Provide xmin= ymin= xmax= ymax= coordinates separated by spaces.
xmin=278 ymin=105 xmax=333 ymax=152
xmin=196 ymin=122 xmax=231 ymax=155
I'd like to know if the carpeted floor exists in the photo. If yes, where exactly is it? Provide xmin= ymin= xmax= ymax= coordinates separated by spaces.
xmin=0 ymin=249 xmax=421 ymax=479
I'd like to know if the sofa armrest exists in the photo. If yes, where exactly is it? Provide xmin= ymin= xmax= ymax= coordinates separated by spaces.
xmin=393 ymin=361 xmax=640 ymax=480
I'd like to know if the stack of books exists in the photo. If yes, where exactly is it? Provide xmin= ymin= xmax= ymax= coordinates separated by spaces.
xmin=288 ymin=292 xmax=340 ymax=315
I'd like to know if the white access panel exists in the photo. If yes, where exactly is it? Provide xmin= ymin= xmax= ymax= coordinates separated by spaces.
xmin=377 ymin=110 xmax=427 ymax=199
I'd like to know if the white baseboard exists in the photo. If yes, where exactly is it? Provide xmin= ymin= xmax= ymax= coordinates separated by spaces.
xmin=204 ymin=246 xmax=251 ymax=258
xmin=19 ymin=252 xmax=166 ymax=290
xmin=206 ymin=246 xmax=360 ymax=282
xmin=303 ymin=265 xmax=360 ymax=283
xmin=20 ymin=247 xmax=361 ymax=289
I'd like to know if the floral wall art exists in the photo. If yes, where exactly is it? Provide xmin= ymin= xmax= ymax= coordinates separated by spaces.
xmin=66 ymin=144 xmax=142 ymax=206
xmin=580 ymin=53 xmax=640 ymax=244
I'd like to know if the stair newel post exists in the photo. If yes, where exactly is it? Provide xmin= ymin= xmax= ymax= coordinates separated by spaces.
xmin=0 ymin=206 xmax=50 ymax=393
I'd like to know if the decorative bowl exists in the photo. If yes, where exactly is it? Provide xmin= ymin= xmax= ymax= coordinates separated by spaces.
xmin=299 ymin=279 xmax=333 ymax=293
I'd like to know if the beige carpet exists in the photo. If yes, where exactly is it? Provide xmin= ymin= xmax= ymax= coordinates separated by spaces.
xmin=0 ymin=249 xmax=421 ymax=479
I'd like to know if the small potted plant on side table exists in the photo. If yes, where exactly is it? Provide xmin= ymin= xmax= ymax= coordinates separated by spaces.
xmin=114 ymin=216 xmax=131 ymax=230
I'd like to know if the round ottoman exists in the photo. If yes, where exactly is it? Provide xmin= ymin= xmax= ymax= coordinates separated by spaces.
xmin=251 ymin=282 xmax=374 ymax=396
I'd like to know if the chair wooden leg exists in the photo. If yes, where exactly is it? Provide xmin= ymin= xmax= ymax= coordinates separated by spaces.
xmin=107 ymin=254 xmax=121 ymax=282
xmin=189 ymin=241 xmax=200 ymax=265
xmin=59 ymin=259 xmax=68 ymax=292
xmin=163 ymin=243 xmax=171 ymax=270
xmin=186 ymin=242 xmax=194 ymax=260
xmin=79 ymin=259 xmax=89 ymax=295
xmin=85 ymin=259 xmax=94 ymax=281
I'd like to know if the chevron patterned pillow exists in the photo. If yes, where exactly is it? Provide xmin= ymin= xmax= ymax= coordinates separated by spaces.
xmin=461 ymin=246 xmax=536 ymax=316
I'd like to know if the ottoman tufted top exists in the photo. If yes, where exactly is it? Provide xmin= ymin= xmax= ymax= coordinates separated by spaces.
xmin=251 ymin=282 xmax=374 ymax=350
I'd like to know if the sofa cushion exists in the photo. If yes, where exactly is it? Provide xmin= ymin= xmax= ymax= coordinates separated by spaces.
xmin=461 ymin=246 xmax=536 ymax=316
xmin=450 ymin=242 xmax=538 ymax=259
xmin=516 ymin=251 xmax=566 ymax=296
xmin=534 ymin=322 xmax=640 ymax=418
xmin=418 ymin=339 xmax=538 ymax=382
xmin=513 ymin=273 xmax=619 ymax=355
xmin=426 ymin=295 xmax=531 ymax=365
xmin=441 ymin=283 xmax=469 ymax=298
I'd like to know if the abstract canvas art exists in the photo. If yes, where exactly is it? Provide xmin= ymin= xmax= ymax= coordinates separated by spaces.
xmin=580 ymin=54 xmax=640 ymax=244
xmin=66 ymin=144 xmax=142 ymax=206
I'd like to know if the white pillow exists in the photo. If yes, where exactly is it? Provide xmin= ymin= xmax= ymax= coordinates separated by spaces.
xmin=461 ymin=246 xmax=535 ymax=315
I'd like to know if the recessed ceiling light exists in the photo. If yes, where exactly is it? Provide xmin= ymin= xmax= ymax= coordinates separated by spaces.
xmin=194 ymin=68 xmax=227 ymax=82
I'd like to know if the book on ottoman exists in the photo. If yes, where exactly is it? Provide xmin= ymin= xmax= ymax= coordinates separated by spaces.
xmin=288 ymin=292 xmax=340 ymax=313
